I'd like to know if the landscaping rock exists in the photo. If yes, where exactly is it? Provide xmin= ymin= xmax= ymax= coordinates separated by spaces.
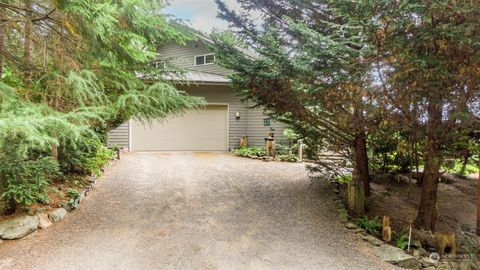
xmin=0 ymin=215 xmax=39 ymax=240
xmin=48 ymin=208 xmax=67 ymax=223
xmin=437 ymin=263 xmax=451 ymax=270
xmin=418 ymin=247 xmax=428 ymax=257
xmin=346 ymin=222 xmax=358 ymax=229
xmin=413 ymin=249 xmax=420 ymax=259
xmin=338 ymin=212 xmax=348 ymax=223
xmin=411 ymin=240 xmax=422 ymax=248
xmin=334 ymin=201 xmax=345 ymax=208
xmin=362 ymin=235 xmax=384 ymax=246
xmin=421 ymin=257 xmax=438 ymax=268
xmin=423 ymin=267 xmax=436 ymax=270
xmin=373 ymin=244 xmax=419 ymax=269
xmin=460 ymin=260 xmax=473 ymax=270
xmin=393 ymin=174 xmax=411 ymax=184
xmin=37 ymin=213 xmax=52 ymax=229
xmin=349 ymin=228 xmax=366 ymax=234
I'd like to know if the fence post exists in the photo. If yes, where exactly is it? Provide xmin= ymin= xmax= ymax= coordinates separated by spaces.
xmin=298 ymin=140 xmax=303 ymax=162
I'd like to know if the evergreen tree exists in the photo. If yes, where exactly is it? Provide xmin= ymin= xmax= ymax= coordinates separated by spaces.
xmin=0 ymin=0 xmax=204 ymax=211
xmin=213 ymin=0 xmax=480 ymax=230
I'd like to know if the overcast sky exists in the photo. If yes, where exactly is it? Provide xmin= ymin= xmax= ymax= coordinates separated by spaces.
xmin=164 ymin=0 xmax=240 ymax=33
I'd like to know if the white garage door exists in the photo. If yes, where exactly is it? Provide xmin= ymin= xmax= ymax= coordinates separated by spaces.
xmin=131 ymin=105 xmax=228 ymax=151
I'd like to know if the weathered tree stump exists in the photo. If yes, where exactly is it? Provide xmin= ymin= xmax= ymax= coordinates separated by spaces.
xmin=382 ymin=215 xmax=392 ymax=243
xmin=435 ymin=232 xmax=456 ymax=255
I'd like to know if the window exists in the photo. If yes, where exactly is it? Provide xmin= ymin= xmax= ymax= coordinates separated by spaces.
xmin=194 ymin=53 xmax=215 ymax=66
xmin=263 ymin=118 xmax=271 ymax=127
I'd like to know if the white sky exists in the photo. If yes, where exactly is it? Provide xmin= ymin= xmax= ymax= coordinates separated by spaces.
xmin=164 ymin=0 xmax=241 ymax=33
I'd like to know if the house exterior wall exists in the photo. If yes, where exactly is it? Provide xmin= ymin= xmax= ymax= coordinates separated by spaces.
xmin=107 ymin=39 xmax=287 ymax=150
xmin=158 ymin=40 xmax=228 ymax=76
xmin=107 ymin=122 xmax=130 ymax=149
xmin=107 ymin=84 xmax=286 ymax=150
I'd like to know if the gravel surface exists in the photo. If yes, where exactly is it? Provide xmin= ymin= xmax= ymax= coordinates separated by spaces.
xmin=0 ymin=152 xmax=394 ymax=270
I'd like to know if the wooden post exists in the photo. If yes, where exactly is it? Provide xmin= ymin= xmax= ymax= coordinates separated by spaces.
xmin=298 ymin=139 xmax=303 ymax=162
xmin=407 ymin=210 xmax=413 ymax=251
xmin=477 ymin=159 xmax=480 ymax=236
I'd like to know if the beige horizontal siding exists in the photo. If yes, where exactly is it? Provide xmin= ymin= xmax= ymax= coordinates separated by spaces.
xmin=158 ymin=41 xmax=229 ymax=76
xmin=107 ymin=122 xmax=129 ymax=148
xmin=246 ymin=106 xmax=286 ymax=146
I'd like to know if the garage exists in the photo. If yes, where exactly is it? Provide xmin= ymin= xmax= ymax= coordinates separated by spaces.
xmin=130 ymin=105 xmax=228 ymax=151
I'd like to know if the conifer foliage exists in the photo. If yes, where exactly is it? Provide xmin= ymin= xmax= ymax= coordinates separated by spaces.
xmin=0 ymin=0 xmax=203 ymax=212
xmin=213 ymin=0 xmax=480 ymax=231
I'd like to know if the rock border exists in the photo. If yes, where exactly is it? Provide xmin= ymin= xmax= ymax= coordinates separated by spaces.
xmin=231 ymin=152 xmax=302 ymax=163
xmin=0 ymin=154 xmax=121 ymax=243
xmin=328 ymin=182 xmax=456 ymax=270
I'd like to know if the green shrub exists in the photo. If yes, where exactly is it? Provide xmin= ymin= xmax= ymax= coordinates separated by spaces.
xmin=279 ymin=154 xmax=298 ymax=162
xmin=354 ymin=215 xmax=382 ymax=234
xmin=232 ymin=146 xmax=266 ymax=157
xmin=443 ymin=159 xmax=479 ymax=177
xmin=82 ymin=143 xmax=115 ymax=176
xmin=59 ymin=137 xmax=115 ymax=176
xmin=393 ymin=230 xmax=409 ymax=250
xmin=0 ymin=141 xmax=60 ymax=211
xmin=334 ymin=173 xmax=353 ymax=184
xmin=67 ymin=188 xmax=81 ymax=209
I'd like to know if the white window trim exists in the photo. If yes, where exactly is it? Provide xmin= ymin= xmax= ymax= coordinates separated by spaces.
xmin=194 ymin=53 xmax=215 ymax=66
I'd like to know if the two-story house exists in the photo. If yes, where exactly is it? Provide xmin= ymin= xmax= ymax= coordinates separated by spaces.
xmin=107 ymin=36 xmax=285 ymax=151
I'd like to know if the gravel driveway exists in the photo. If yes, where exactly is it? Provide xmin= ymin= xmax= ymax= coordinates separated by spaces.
xmin=0 ymin=152 xmax=393 ymax=270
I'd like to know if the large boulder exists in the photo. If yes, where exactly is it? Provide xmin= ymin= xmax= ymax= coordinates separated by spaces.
xmin=373 ymin=244 xmax=419 ymax=269
xmin=0 ymin=215 xmax=39 ymax=240
xmin=48 ymin=208 xmax=67 ymax=223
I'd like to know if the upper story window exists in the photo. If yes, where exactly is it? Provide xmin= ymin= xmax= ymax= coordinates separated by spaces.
xmin=194 ymin=53 xmax=215 ymax=66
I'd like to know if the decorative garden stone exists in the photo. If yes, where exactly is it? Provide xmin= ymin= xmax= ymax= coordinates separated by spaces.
xmin=362 ymin=235 xmax=384 ymax=246
xmin=0 ymin=215 xmax=39 ymax=240
xmin=48 ymin=208 xmax=67 ymax=223
xmin=373 ymin=244 xmax=419 ymax=269
xmin=37 ymin=213 xmax=52 ymax=229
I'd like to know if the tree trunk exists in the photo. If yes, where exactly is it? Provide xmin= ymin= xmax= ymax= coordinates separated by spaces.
xmin=23 ymin=0 xmax=33 ymax=86
xmin=354 ymin=130 xmax=371 ymax=197
xmin=477 ymin=159 xmax=480 ymax=236
xmin=459 ymin=150 xmax=470 ymax=177
xmin=0 ymin=4 xmax=5 ymax=78
xmin=347 ymin=171 xmax=365 ymax=214
xmin=51 ymin=96 xmax=60 ymax=160
xmin=415 ymin=102 xmax=442 ymax=231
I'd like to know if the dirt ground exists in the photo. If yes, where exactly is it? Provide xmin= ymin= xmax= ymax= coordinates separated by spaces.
xmin=363 ymin=172 xmax=479 ymax=251
xmin=0 ymin=152 xmax=394 ymax=270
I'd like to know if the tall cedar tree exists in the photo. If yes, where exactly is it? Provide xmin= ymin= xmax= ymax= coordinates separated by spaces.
xmin=213 ymin=0 xmax=378 ymax=201
xmin=0 ymin=0 xmax=204 ymax=211
xmin=357 ymin=1 xmax=480 ymax=231
xmin=214 ymin=0 xmax=480 ymax=230
xmin=0 ymin=0 xmax=204 ymax=148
